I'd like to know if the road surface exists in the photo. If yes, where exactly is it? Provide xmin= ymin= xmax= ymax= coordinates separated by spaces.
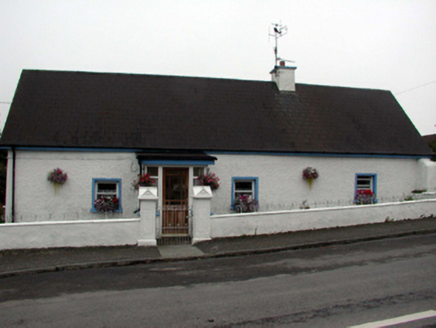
xmin=0 ymin=234 xmax=435 ymax=327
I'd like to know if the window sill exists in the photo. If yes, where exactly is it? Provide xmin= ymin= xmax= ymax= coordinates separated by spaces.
xmin=90 ymin=208 xmax=123 ymax=213
xmin=353 ymin=200 xmax=378 ymax=205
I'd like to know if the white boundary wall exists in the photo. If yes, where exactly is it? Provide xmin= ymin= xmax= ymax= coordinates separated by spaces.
xmin=0 ymin=218 xmax=140 ymax=250
xmin=0 ymin=199 xmax=435 ymax=250
xmin=210 ymin=199 xmax=436 ymax=238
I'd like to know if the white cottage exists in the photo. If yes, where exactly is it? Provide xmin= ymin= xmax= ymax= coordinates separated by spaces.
xmin=1 ymin=66 xmax=434 ymax=239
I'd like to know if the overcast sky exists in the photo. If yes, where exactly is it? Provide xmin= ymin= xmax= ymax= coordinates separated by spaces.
xmin=1 ymin=0 xmax=435 ymax=135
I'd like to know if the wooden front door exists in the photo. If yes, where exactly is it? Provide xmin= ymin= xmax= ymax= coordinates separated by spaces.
xmin=162 ymin=168 xmax=189 ymax=235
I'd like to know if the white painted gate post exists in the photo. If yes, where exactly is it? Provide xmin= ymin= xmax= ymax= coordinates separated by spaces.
xmin=137 ymin=187 xmax=158 ymax=246
xmin=192 ymin=186 xmax=213 ymax=244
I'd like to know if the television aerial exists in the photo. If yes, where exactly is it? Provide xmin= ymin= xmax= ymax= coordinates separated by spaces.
xmin=269 ymin=23 xmax=294 ymax=66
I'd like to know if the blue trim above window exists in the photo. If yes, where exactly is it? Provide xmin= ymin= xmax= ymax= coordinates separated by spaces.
xmin=354 ymin=173 xmax=377 ymax=203
xmin=140 ymin=160 xmax=215 ymax=165
xmin=208 ymin=151 xmax=431 ymax=159
xmin=91 ymin=178 xmax=122 ymax=213
xmin=231 ymin=177 xmax=259 ymax=209
xmin=13 ymin=147 xmax=143 ymax=152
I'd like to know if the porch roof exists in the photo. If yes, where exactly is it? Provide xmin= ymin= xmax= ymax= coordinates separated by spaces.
xmin=136 ymin=152 xmax=217 ymax=165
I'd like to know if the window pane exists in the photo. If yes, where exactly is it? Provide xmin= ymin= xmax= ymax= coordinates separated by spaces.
xmin=97 ymin=183 xmax=117 ymax=193
xmin=194 ymin=167 xmax=204 ymax=177
xmin=147 ymin=167 xmax=158 ymax=176
xmin=165 ymin=176 xmax=187 ymax=201
xmin=357 ymin=177 xmax=372 ymax=190
xmin=235 ymin=181 xmax=253 ymax=191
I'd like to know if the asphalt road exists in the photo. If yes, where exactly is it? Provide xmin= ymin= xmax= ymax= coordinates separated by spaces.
xmin=0 ymin=234 xmax=435 ymax=327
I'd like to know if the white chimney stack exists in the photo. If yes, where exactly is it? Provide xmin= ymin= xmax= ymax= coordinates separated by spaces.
xmin=270 ymin=61 xmax=297 ymax=92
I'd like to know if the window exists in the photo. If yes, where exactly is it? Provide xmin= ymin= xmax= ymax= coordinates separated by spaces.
xmin=145 ymin=166 xmax=159 ymax=187
xmin=355 ymin=174 xmax=377 ymax=204
xmin=231 ymin=177 xmax=259 ymax=208
xmin=193 ymin=167 xmax=205 ymax=185
xmin=91 ymin=179 xmax=122 ymax=212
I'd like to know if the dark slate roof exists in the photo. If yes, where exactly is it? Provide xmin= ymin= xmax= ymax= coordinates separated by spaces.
xmin=423 ymin=133 xmax=436 ymax=145
xmin=1 ymin=69 xmax=432 ymax=156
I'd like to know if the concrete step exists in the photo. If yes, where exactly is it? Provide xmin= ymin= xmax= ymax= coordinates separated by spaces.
xmin=158 ymin=245 xmax=204 ymax=259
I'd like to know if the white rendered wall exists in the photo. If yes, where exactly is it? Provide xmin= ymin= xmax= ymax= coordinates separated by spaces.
xmin=208 ymin=154 xmax=423 ymax=214
xmin=211 ymin=199 xmax=436 ymax=238
xmin=0 ymin=219 xmax=140 ymax=249
xmin=5 ymin=150 xmax=14 ymax=222
xmin=271 ymin=66 xmax=297 ymax=91
xmin=9 ymin=151 xmax=141 ymax=222
xmin=0 ymin=200 xmax=434 ymax=250
xmin=5 ymin=150 xmax=431 ymax=221
xmin=417 ymin=159 xmax=436 ymax=192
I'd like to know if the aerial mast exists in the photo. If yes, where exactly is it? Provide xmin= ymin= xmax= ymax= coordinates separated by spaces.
xmin=269 ymin=23 xmax=289 ymax=66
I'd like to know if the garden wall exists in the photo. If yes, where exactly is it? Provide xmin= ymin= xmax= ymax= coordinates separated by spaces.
xmin=0 ymin=218 xmax=140 ymax=250
xmin=210 ymin=199 xmax=436 ymax=238
xmin=0 ymin=199 xmax=435 ymax=250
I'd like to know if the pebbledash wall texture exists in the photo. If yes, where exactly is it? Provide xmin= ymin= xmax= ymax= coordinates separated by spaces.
xmin=6 ymin=150 xmax=430 ymax=221
xmin=7 ymin=151 xmax=140 ymax=222
xmin=209 ymin=153 xmax=425 ymax=214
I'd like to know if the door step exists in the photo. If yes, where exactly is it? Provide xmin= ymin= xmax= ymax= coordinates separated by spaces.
xmin=158 ymin=245 xmax=204 ymax=259
xmin=157 ymin=235 xmax=192 ymax=246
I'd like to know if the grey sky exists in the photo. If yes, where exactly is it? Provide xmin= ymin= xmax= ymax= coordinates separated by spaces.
xmin=1 ymin=0 xmax=435 ymax=135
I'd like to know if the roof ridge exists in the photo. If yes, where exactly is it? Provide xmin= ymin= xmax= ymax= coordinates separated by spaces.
xmin=21 ymin=69 xmax=272 ymax=85
xmin=295 ymin=82 xmax=391 ymax=93
xmin=21 ymin=69 xmax=391 ymax=92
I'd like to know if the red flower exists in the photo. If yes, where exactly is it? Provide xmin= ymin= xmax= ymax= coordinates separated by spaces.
xmin=133 ymin=173 xmax=155 ymax=189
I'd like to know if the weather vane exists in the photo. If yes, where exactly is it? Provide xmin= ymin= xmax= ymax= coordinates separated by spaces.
xmin=269 ymin=23 xmax=293 ymax=66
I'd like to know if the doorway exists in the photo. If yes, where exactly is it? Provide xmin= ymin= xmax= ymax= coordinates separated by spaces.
xmin=162 ymin=168 xmax=190 ymax=236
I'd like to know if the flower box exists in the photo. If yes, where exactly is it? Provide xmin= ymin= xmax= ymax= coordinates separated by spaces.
xmin=94 ymin=196 xmax=119 ymax=213
xmin=233 ymin=195 xmax=259 ymax=213
xmin=196 ymin=172 xmax=220 ymax=191
xmin=355 ymin=189 xmax=375 ymax=205
xmin=133 ymin=173 xmax=155 ymax=190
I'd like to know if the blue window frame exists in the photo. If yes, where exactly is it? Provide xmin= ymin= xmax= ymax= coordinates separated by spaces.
xmin=91 ymin=178 xmax=122 ymax=213
xmin=231 ymin=177 xmax=259 ymax=209
xmin=355 ymin=174 xmax=377 ymax=203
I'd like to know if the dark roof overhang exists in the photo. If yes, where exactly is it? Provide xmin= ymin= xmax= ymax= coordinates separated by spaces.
xmin=136 ymin=152 xmax=217 ymax=165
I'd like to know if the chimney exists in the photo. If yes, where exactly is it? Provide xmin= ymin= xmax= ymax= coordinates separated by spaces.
xmin=270 ymin=61 xmax=297 ymax=91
